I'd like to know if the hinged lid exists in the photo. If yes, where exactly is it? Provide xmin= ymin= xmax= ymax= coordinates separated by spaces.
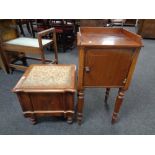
xmin=12 ymin=64 xmax=76 ymax=93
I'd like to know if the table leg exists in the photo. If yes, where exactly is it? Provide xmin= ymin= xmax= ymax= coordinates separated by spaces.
xmin=112 ymin=88 xmax=125 ymax=124
xmin=104 ymin=88 xmax=110 ymax=104
xmin=77 ymin=90 xmax=84 ymax=125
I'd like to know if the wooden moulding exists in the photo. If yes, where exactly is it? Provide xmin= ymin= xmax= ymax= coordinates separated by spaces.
xmin=78 ymin=27 xmax=143 ymax=48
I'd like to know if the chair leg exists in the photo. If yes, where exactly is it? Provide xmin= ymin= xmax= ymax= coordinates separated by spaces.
xmin=62 ymin=33 xmax=66 ymax=52
xmin=104 ymin=88 xmax=110 ymax=104
xmin=22 ymin=57 xmax=28 ymax=66
xmin=53 ymin=33 xmax=58 ymax=64
xmin=18 ymin=22 xmax=25 ymax=36
xmin=40 ymin=50 xmax=46 ymax=64
xmin=26 ymin=22 xmax=32 ymax=35
xmin=0 ymin=50 xmax=10 ymax=74
xmin=29 ymin=21 xmax=35 ymax=38
xmin=54 ymin=45 xmax=58 ymax=64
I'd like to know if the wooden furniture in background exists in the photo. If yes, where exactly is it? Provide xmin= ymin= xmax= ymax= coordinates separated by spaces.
xmin=13 ymin=64 xmax=76 ymax=124
xmin=0 ymin=20 xmax=26 ymax=73
xmin=30 ymin=19 xmax=51 ymax=38
xmin=77 ymin=27 xmax=143 ymax=124
xmin=0 ymin=20 xmax=58 ymax=73
xmin=137 ymin=19 xmax=155 ymax=38
xmin=0 ymin=45 xmax=10 ymax=73
xmin=110 ymin=19 xmax=126 ymax=27
xmin=16 ymin=19 xmax=33 ymax=37
xmin=51 ymin=19 xmax=75 ymax=52
xmin=19 ymin=19 xmax=76 ymax=52
xmin=124 ymin=19 xmax=137 ymax=26
xmin=80 ymin=19 xmax=109 ymax=27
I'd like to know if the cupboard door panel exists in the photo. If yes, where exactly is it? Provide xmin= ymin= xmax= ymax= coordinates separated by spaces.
xmin=84 ymin=49 xmax=133 ymax=87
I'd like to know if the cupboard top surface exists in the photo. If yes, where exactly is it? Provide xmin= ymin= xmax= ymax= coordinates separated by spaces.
xmin=13 ymin=64 xmax=76 ymax=93
xmin=77 ymin=27 xmax=143 ymax=47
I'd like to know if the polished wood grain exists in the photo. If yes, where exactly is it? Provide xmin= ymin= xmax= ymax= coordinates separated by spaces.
xmin=13 ymin=64 xmax=76 ymax=124
xmin=84 ymin=48 xmax=133 ymax=87
xmin=77 ymin=27 xmax=143 ymax=124
xmin=78 ymin=27 xmax=142 ymax=47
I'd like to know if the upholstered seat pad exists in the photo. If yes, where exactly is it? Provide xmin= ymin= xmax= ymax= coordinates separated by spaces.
xmin=5 ymin=37 xmax=52 ymax=48
xmin=18 ymin=65 xmax=75 ymax=90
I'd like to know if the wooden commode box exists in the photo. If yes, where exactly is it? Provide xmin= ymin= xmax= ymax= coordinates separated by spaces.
xmin=13 ymin=64 xmax=76 ymax=124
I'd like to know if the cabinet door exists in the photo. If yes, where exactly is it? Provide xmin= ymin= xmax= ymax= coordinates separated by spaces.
xmin=84 ymin=48 xmax=133 ymax=87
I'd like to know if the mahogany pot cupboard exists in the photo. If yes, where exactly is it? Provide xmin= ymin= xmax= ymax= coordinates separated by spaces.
xmin=76 ymin=27 xmax=143 ymax=124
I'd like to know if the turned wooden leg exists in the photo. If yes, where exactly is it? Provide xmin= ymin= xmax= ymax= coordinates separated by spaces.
xmin=29 ymin=116 xmax=37 ymax=125
xmin=112 ymin=88 xmax=125 ymax=124
xmin=104 ymin=88 xmax=110 ymax=104
xmin=77 ymin=90 xmax=84 ymax=125
xmin=67 ymin=117 xmax=73 ymax=124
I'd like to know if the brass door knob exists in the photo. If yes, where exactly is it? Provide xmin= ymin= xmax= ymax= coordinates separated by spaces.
xmin=85 ymin=66 xmax=91 ymax=73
